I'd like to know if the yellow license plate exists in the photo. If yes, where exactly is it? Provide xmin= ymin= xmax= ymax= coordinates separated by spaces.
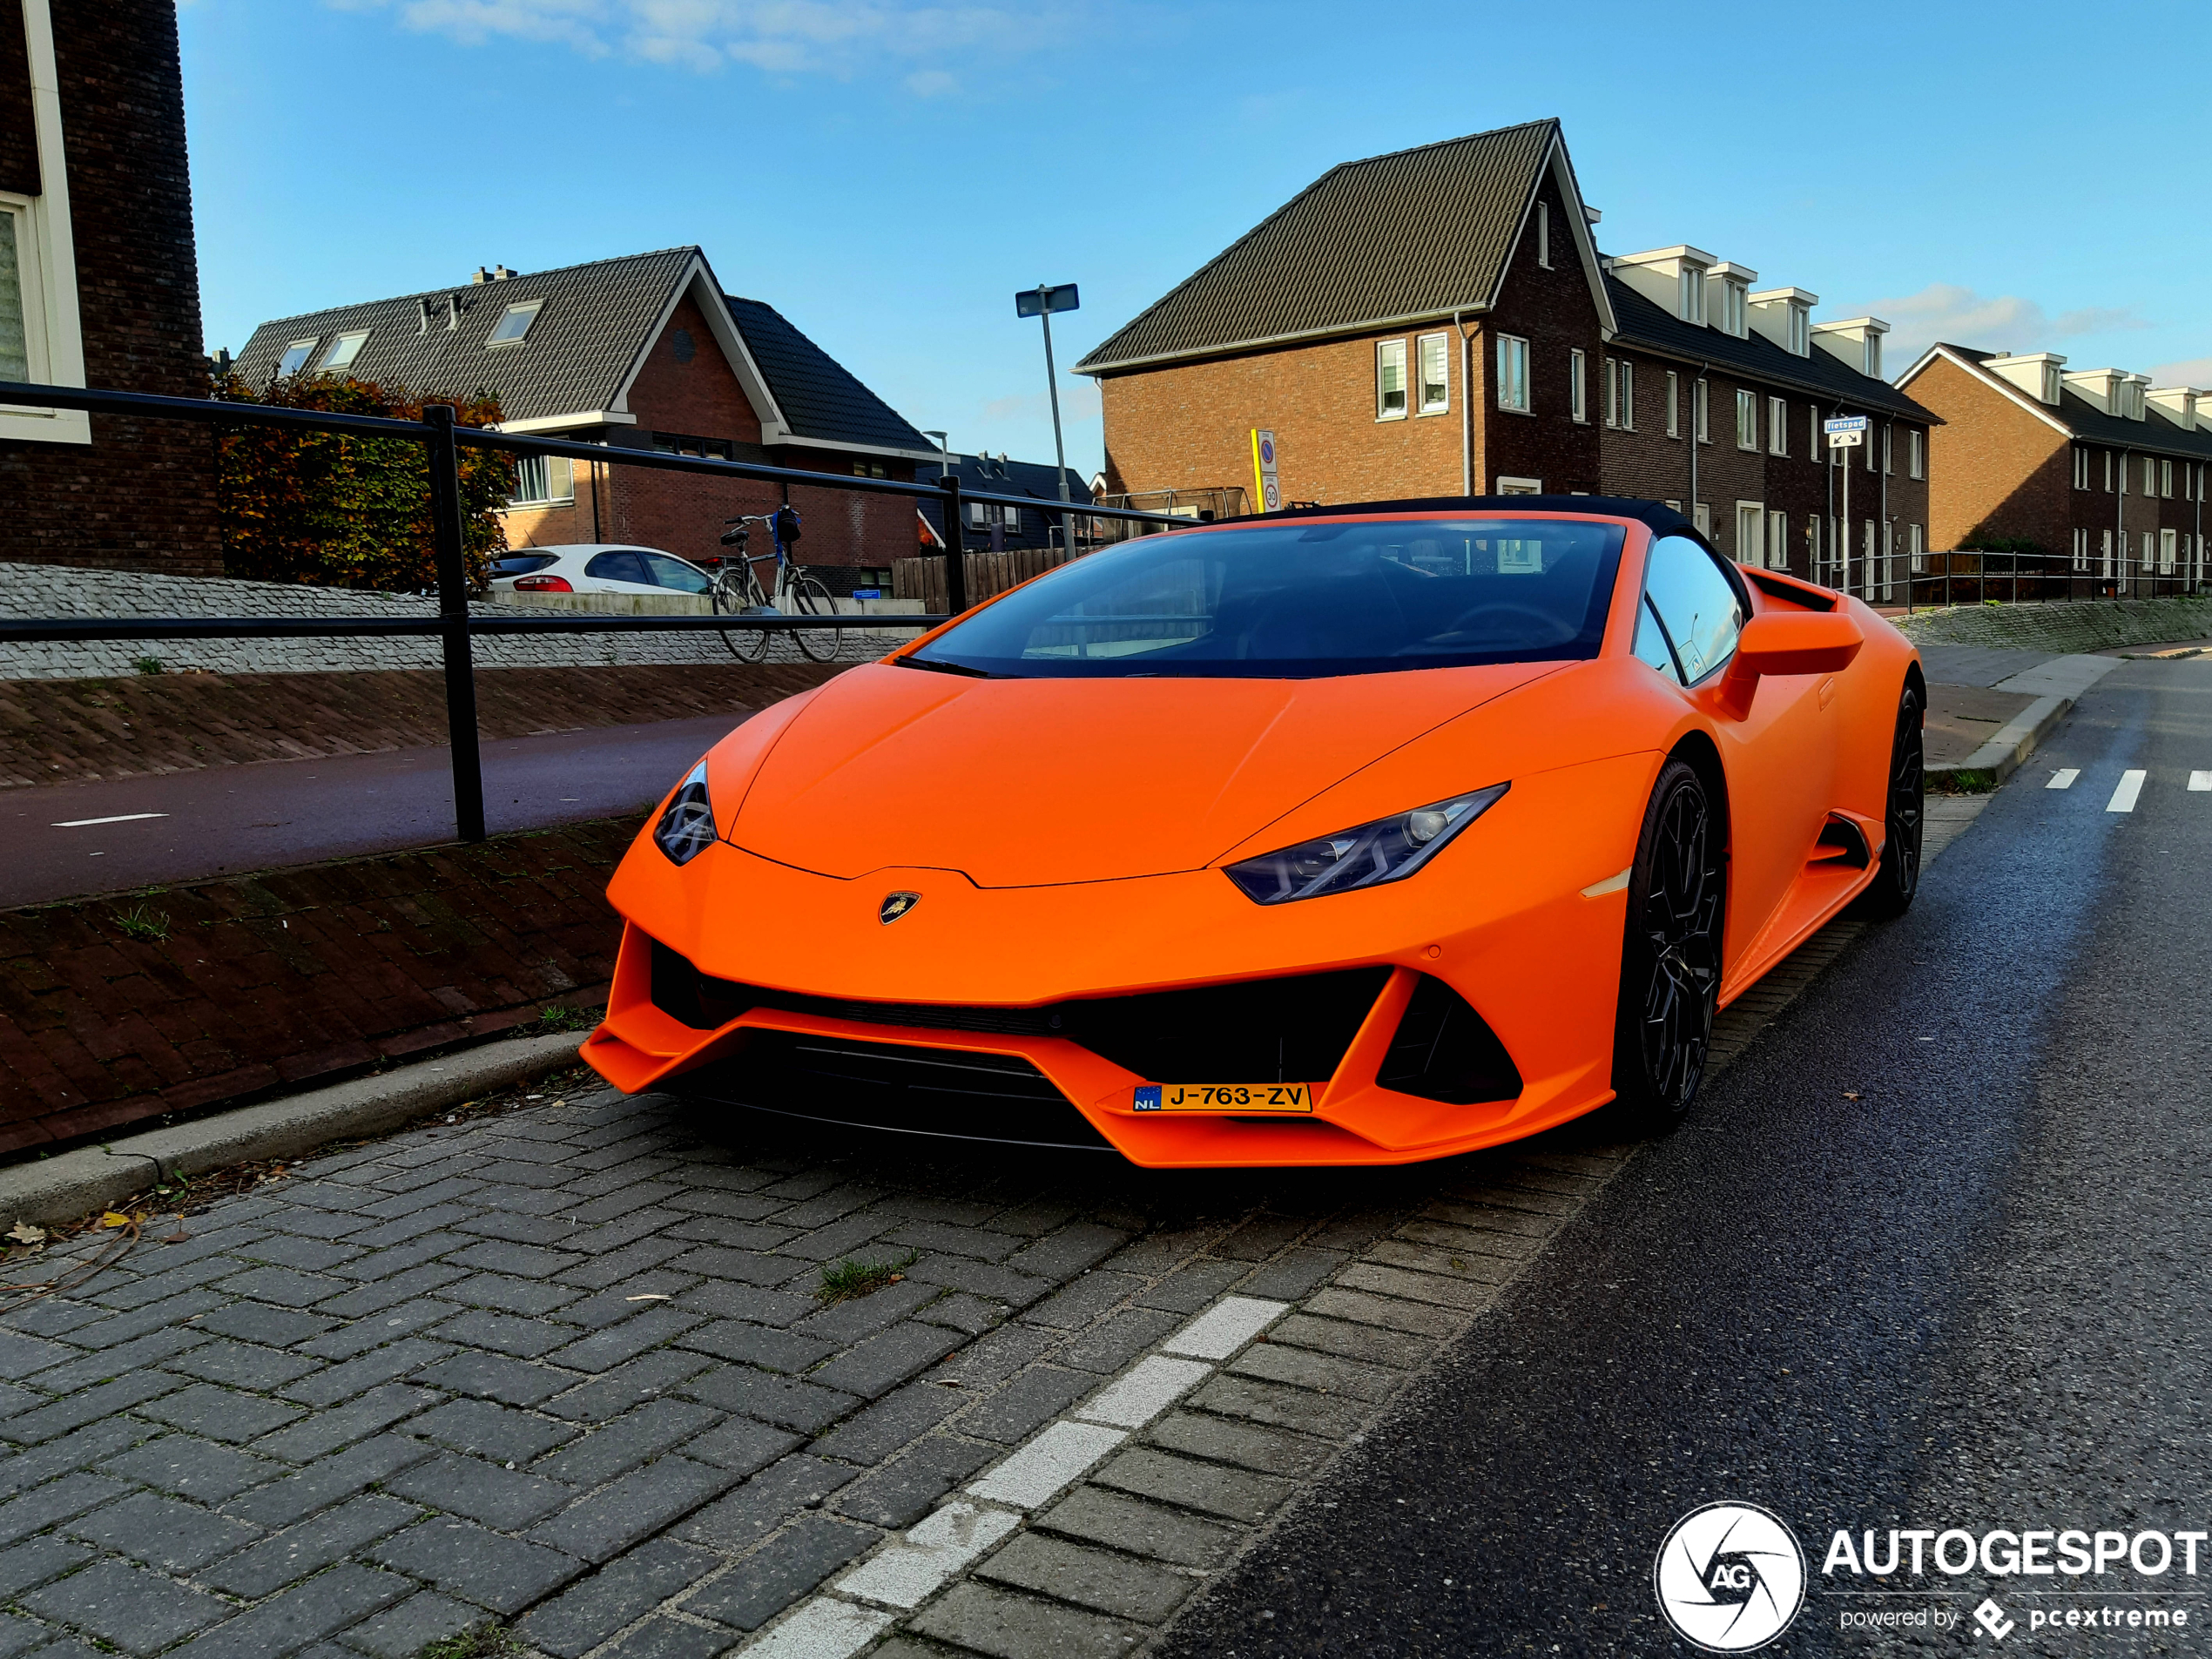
xmin=1132 ymin=1083 xmax=1312 ymax=1113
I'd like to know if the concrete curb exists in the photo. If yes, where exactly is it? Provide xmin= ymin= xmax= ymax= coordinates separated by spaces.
xmin=1928 ymin=693 xmax=2073 ymax=789
xmin=0 ymin=1032 xmax=585 ymax=1230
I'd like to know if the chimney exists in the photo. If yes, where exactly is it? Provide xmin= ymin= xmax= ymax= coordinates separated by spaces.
xmin=492 ymin=265 xmax=515 ymax=281
xmin=448 ymin=293 xmax=462 ymax=331
xmin=470 ymin=266 xmax=491 ymax=286
xmin=417 ymin=296 xmax=432 ymax=334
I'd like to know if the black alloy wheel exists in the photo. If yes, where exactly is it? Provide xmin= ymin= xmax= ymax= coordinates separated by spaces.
xmin=1862 ymin=682 xmax=1925 ymax=918
xmin=1612 ymin=758 xmax=1725 ymax=1126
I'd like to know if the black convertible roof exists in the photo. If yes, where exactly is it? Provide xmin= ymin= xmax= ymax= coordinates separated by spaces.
xmin=1268 ymin=494 xmax=1701 ymax=538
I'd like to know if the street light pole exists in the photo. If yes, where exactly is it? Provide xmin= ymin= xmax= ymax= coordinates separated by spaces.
xmin=1017 ymin=283 xmax=1080 ymax=554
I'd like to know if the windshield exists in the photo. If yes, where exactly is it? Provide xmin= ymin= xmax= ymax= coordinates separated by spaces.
xmin=907 ymin=516 xmax=1626 ymax=678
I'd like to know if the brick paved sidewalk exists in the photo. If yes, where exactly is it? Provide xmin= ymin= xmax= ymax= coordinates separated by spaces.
xmin=0 ymin=1082 xmax=1457 ymax=1658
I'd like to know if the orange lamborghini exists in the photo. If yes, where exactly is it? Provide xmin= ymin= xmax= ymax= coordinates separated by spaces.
xmin=582 ymin=497 xmax=1922 ymax=1167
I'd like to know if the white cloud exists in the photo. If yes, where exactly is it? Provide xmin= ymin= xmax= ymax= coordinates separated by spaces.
xmin=1865 ymin=282 xmax=2150 ymax=370
xmin=2148 ymin=356 xmax=2212 ymax=391
xmin=341 ymin=0 xmax=1056 ymax=75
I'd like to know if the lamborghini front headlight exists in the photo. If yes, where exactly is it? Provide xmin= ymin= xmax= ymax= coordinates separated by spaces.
xmin=654 ymin=760 xmax=717 ymax=866
xmin=1224 ymin=783 xmax=1509 ymax=905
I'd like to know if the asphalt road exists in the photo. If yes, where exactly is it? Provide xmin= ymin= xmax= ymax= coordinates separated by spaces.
xmin=1160 ymin=657 xmax=2212 ymax=1656
xmin=0 ymin=711 xmax=745 ymax=907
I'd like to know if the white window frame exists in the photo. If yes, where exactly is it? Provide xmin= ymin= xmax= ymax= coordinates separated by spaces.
xmin=1882 ymin=426 xmax=1893 ymax=475
xmin=1768 ymin=509 xmax=1788 ymax=570
xmin=2073 ymin=527 xmax=2089 ymax=571
xmin=488 ymin=300 xmax=543 ymax=347
xmin=1811 ymin=408 xmax=1821 ymax=464
xmin=1415 ymin=332 xmax=1449 ymax=415
xmin=1910 ymin=523 xmax=1925 ymax=573
xmin=1694 ymin=379 xmax=1709 ymax=443
xmin=1495 ymin=475 xmax=1543 ymax=495
xmin=1616 ymin=360 xmax=1634 ymax=431
xmin=0 ymin=3 xmax=88 ymax=446
xmin=1735 ymin=502 xmax=1766 ymax=567
xmin=2160 ymin=457 xmax=2174 ymax=498
xmin=507 ymin=453 xmax=576 ymax=507
xmin=1496 ymin=334 xmax=1531 ymax=414
xmin=1666 ymin=370 xmax=1680 ymax=438
xmin=2104 ymin=450 xmax=2114 ymax=492
xmin=1535 ymin=202 xmax=1550 ymax=269
xmin=2161 ymin=528 xmax=2178 ymax=574
xmin=319 ymin=331 xmax=370 ymax=371
xmin=1679 ymin=267 xmax=1706 ymax=326
xmin=1569 ymin=349 xmax=1588 ymax=423
xmin=1735 ymin=388 xmax=1757 ymax=452
xmin=1375 ymin=337 xmax=1408 ymax=421
xmin=1767 ymin=396 xmax=1787 ymax=456
xmin=1910 ymin=429 xmax=1926 ymax=481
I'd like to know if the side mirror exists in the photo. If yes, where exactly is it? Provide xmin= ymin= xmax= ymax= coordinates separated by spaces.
xmin=1715 ymin=611 xmax=1863 ymax=718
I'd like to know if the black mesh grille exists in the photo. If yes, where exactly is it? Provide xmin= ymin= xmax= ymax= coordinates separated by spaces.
xmin=649 ymin=942 xmax=1388 ymax=1086
xmin=1375 ymin=974 xmax=1522 ymax=1105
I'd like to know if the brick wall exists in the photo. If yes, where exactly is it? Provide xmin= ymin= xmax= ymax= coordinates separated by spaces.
xmin=0 ymin=1 xmax=221 ymax=577
xmin=0 ymin=0 xmax=34 ymax=195
xmin=1909 ymin=354 xmax=2067 ymax=552
xmin=0 ymin=817 xmax=634 ymax=1153
xmin=1472 ymin=172 xmax=1602 ymax=496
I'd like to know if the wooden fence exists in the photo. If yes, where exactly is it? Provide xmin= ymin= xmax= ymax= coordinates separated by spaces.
xmin=893 ymin=546 xmax=1080 ymax=612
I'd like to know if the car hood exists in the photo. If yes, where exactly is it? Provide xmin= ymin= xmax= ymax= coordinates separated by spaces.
xmin=724 ymin=660 xmax=1563 ymax=886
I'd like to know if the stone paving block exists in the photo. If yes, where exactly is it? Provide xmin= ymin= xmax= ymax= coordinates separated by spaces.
xmin=1091 ymin=1447 xmax=1292 ymax=1525
xmin=683 ymin=1416 xmax=803 ymax=1478
xmin=542 ymin=1350 xmax=716 ymax=1425
xmin=900 ymin=1255 xmax=1050 ymax=1308
xmin=328 ymin=1589 xmax=482 ymax=1659
xmin=762 ymin=1182 xmax=880 ymax=1229
xmin=202 ymin=1493 xmax=420 ymax=1599
xmin=831 ymin=1435 xmax=997 ymax=1529
xmin=871 ymin=1196 xmax=999 ymax=1227
xmin=1058 ymin=1308 xmax=1183 ymax=1377
xmin=1300 ymin=1206 xmax=1406 ymax=1252
xmin=456 ymin=1211 xmax=591 ymax=1247
xmin=1394 ymin=1216 xmax=1541 ymax=1260
xmin=685 ymin=1514 xmax=872 ymax=1631
xmin=214 ymin=1265 xmax=352 ymax=1308
xmin=163 ymin=1563 xmax=414 ymax=1659
xmin=26 ymin=1326 xmax=210 ymax=1393
xmin=809 ymin=1321 xmax=963 ymax=1400
xmin=883 ymin=1221 xmax=1024 ymax=1263
xmin=280 ymin=1339 xmax=455 ymax=1406
xmin=0 ymin=1613 xmax=53 ymax=1659
xmin=439 ymin=1273 xmax=583 ymax=1317
xmin=678 ymin=1366 xmax=858 ymax=1434
xmin=223 ymin=1433 xmax=435 ymax=1530
xmin=66 ymin=1487 xmax=260 ymax=1573
xmin=775 ymin=1212 xmax=896 ymax=1264
xmin=0 ymin=1421 xmax=142 ymax=1501
xmin=46 ymin=1291 xmax=226 ymax=1353
xmin=1267 ymin=1312 xmax=1436 ymax=1370
xmin=20 ymin=1556 xmax=227 ymax=1655
xmin=1359 ymin=1238 xmax=1517 ymax=1285
xmin=0 ymin=1332 xmax=80 ymax=1377
xmin=1135 ymin=1260 xmax=1247 ymax=1314
xmin=811 ymin=1375 xmax=968 ymax=1465
xmin=1234 ymin=1247 xmax=1352 ymax=1302
xmin=192 ymin=1303 xmax=340 ymax=1348
xmin=96 ymin=1433 xmax=278 ymax=1501
xmin=166 ymin=1339 xmax=326 ymax=1392
xmin=1186 ymin=1373 xmax=1368 ymax=1441
xmin=907 ymin=1581 xmax=1143 ymax=1659
xmin=595 ymin=1615 xmax=732 ymax=1658
xmin=1227 ymin=1341 xmax=1403 ymax=1404
xmin=445 ymin=1239 xmax=585 ymax=1278
xmin=414 ymin=1398 xmax=577 ymax=1465
xmin=529 ymin=1455 xmax=738 ymax=1563
xmin=137 ymin=1381 xmax=304 ymax=1444
xmin=976 ymin=1530 xmax=1194 ymax=1623
xmin=792 ymin=1279 xmax=939 ymax=1343
xmin=233 ymin=1236 xmax=365 ymax=1273
xmin=1332 ymin=1261 xmax=1497 ymax=1311
xmin=531 ymin=1399 xmax=718 ymax=1489
xmin=368 ymin=1518 xmax=585 ymax=1615
xmin=387 ymin=1452 xmax=576 ymax=1530
xmin=913 ymin=1292 xmax=1005 ymax=1337
xmin=310 ymin=1265 xmax=469 ymax=1320
xmin=554 ymin=1236 xmax=691 ymax=1291
xmin=87 ymin=1257 xmax=241 ymax=1312
xmin=662 ymin=1246 xmax=794 ymax=1286
xmin=560 ymin=1179 xmax=682 ymax=1221
xmin=0 ymin=1535 xmax=92 ymax=1597
xmin=982 ymin=1199 xmax=1082 ymax=1238
xmin=961 ymin=1365 xmax=1093 ymax=1444
xmin=252 ymin=1384 xmax=439 ymax=1461
xmin=1300 ymin=1285 xmax=1466 ymax=1337
xmin=4 ymin=1372 xmax=179 ymax=1446
xmin=674 ymin=1322 xmax=832 ymax=1375
xmin=927 ymin=1323 xmax=1056 ymax=1389
xmin=1417 ymin=1197 xmax=1559 ymax=1239
xmin=1144 ymin=1410 xmax=1333 ymax=1479
xmin=673 ymin=1282 xmax=814 ymax=1327
xmin=1018 ymin=1270 xmax=1140 ymax=1332
xmin=516 ymin=1536 xmax=718 ymax=1659
xmin=543 ymin=1305 xmax=702 ymax=1373
xmin=361 ymin=1177 xmax=493 ymax=1218
xmin=1209 ymin=1214 xmax=1310 ymax=1262
xmin=334 ymin=1211 xmax=477 ymax=1258
xmin=433 ymin=1308 xmax=576 ymax=1359
xmin=552 ymin=1276 xmax=705 ymax=1332
xmin=675 ymin=1454 xmax=853 ymax=1551
xmin=1005 ymin=1224 xmax=1130 ymax=1282
xmin=409 ymin=1350 xmax=570 ymax=1406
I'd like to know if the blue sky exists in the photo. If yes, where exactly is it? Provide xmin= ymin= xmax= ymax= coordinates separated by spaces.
xmin=179 ymin=0 xmax=2211 ymax=476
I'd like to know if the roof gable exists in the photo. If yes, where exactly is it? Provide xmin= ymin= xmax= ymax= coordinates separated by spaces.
xmin=1898 ymin=342 xmax=2212 ymax=458
xmin=724 ymin=296 xmax=937 ymax=457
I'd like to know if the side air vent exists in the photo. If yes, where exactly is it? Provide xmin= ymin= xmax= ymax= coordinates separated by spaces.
xmin=1813 ymin=816 xmax=1871 ymax=868
xmin=1375 ymin=974 xmax=1522 ymax=1105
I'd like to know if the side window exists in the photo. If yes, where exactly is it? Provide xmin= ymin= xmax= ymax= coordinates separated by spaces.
xmin=644 ymin=553 xmax=711 ymax=593
xmin=1632 ymin=597 xmax=1683 ymax=685
xmin=584 ymin=550 xmax=651 ymax=585
xmin=1642 ymin=536 xmax=1743 ymax=684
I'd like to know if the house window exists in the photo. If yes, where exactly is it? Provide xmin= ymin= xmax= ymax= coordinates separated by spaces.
xmin=1376 ymin=338 xmax=1408 ymax=419
xmin=488 ymin=301 xmax=542 ymax=346
xmin=2120 ymin=455 xmax=2129 ymax=496
xmin=1417 ymin=333 xmax=1449 ymax=414
xmin=2043 ymin=362 xmax=2062 ymax=404
xmin=1692 ymin=502 xmax=1711 ymax=536
xmin=2161 ymin=528 xmax=2178 ymax=573
xmin=0 ymin=209 xmax=24 ymax=384
xmin=1768 ymin=509 xmax=1789 ymax=570
xmin=1736 ymin=388 xmax=1757 ymax=451
xmin=1694 ymin=380 xmax=1709 ymax=443
xmin=1789 ymin=306 xmax=1809 ymax=355
xmin=1666 ymin=370 xmax=1680 ymax=438
xmin=1495 ymin=475 xmax=1543 ymax=495
xmin=2073 ymin=528 xmax=2090 ymax=570
xmin=2073 ymin=446 xmax=2088 ymax=489
xmin=2104 ymin=450 xmax=2114 ymax=492
xmin=1536 ymin=202 xmax=1550 ymax=269
xmin=1680 ymin=267 xmax=1706 ymax=326
xmin=1735 ymin=502 xmax=1765 ymax=566
xmin=1909 ymin=429 xmax=1926 ymax=481
xmin=1722 ymin=283 xmax=1745 ymax=338
xmin=319 ymin=331 xmax=369 ymax=371
xmin=2159 ymin=457 xmax=2173 ymax=497
xmin=1807 ymin=515 xmax=1821 ymax=570
xmin=1569 ymin=350 xmax=1588 ymax=422
xmin=509 ymin=454 xmax=574 ymax=506
xmin=278 ymin=340 xmax=318 ymax=377
xmin=1882 ymin=426 xmax=1893 ymax=475
xmin=1617 ymin=361 xmax=1634 ymax=430
xmin=968 ymin=501 xmax=988 ymax=528
xmin=1496 ymin=334 xmax=1530 ymax=413
xmin=1768 ymin=397 xmax=1788 ymax=456
xmin=1810 ymin=408 xmax=1822 ymax=463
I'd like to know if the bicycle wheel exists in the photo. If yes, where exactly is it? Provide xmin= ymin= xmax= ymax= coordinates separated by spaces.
xmin=789 ymin=573 xmax=844 ymax=664
xmin=711 ymin=568 xmax=772 ymax=663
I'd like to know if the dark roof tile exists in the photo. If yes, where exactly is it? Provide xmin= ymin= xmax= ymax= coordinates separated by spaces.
xmin=722 ymin=295 xmax=933 ymax=454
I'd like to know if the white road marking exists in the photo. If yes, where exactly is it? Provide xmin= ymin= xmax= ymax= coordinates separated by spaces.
xmin=2107 ymin=771 xmax=2148 ymax=813
xmin=833 ymin=1503 xmax=1021 ymax=1610
xmin=740 ymin=1598 xmax=894 ymax=1659
xmin=1074 ymin=1355 xmax=1211 ymax=1430
xmin=2047 ymin=769 xmax=2079 ymax=790
xmin=2191 ymin=772 xmax=2212 ymax=792
xmin=51 ymin=813 xmax=168 ymax=828
xmin=1163 ymin=1294 xmax=1289 ymax=1360
xmin=963 ymin=1420 xmax=1125 ymax=1508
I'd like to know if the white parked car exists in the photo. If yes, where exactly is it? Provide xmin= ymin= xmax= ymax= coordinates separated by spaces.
xmin=487 ymin=544 xmax=715 ymax=597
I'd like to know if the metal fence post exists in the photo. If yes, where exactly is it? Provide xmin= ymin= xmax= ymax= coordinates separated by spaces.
xmin=424 ymin=403 xmax=486 ymax=844
xmin=941 ymin=475 xmax=969 ymax=616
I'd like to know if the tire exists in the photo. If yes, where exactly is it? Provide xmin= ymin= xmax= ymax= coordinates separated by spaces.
xmin=1611 ymin=758 xmax=1725 ymax=1128
xmin=711 ymin=570 xmax=771 ymax=664
xmin=790 ymin=573 xmax=844 ymax=664
xmin=1861 ymin=681 xmax=1925 ymax=918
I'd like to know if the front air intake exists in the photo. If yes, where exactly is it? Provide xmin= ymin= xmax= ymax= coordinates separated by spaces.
xmin=1375 ymin=974 xmax=1522 ymax=1105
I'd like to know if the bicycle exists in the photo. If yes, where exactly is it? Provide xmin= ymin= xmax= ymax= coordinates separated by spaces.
xmin=709 ymin=506 xmax=843 ymax=664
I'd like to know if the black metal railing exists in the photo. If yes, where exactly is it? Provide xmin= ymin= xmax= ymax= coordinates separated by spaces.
xmin=1798 ymin=546 xmax=2210 ymax=611
xmin=0 ymin=380 xmax=1201 ymax=843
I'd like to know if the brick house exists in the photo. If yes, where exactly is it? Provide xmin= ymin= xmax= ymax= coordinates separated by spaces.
xmin=0 ymin=0 xmax=219 ymax=576
xmin=232 ymin=248 xmax=942 ymax=587
xmin=1895 ymin=346 xmax=2212 ymax=589
xmin=1078 ymin=119 xmax=1935 ymax=588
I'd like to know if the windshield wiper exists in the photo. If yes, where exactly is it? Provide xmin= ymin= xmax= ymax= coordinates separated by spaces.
xmin=896 ymin=655 xmax=993 ymax=678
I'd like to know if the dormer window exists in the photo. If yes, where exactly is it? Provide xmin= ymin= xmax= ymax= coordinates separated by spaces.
xmin=1789 ymin=307 xmax=1808 ymax=355
xmin=277 ymin=340 xmax=317 ymax=376
xmin=319 ymin=331 xmax=368 ymax=370
xmin=1721 ymin=283 xmax=1746 ymax=338
xmin=1864 ymin=334 xmax=1881 ymax=378
xmin=1680 ymin=268 xmax=1706 ymax=327
xmin=488 ymin=302 xmax=542 ymax=347
xmin=2042 ymin=362 xmax=2061 ymax=404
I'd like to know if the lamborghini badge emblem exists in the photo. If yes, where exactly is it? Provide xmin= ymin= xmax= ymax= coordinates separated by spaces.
xmin=880 ymin=891 xmax=921 ymax=925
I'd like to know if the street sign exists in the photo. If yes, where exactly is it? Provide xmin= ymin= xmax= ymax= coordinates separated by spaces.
xmin=1251 ymin=428 xmax=1281 ymax=512
xmin=1015 ymin=283 xmax=1080 ymax=318
xmin=1824 ymin=415 xmax=1868 ymax=448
